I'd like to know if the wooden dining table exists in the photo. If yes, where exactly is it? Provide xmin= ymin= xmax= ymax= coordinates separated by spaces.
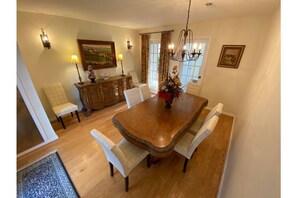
xmin=112 ymin=93 xmax=208 ymax=158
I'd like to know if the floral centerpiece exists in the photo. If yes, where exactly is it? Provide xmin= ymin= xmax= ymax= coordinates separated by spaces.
xmin=158 ymin=66 xmax=183 ymax=108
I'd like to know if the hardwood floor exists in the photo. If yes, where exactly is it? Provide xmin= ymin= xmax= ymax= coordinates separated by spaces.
xmin=17 ymin=101 xmax=233 ymax=198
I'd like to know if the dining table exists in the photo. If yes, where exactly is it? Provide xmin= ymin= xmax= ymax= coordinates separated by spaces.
xmin=112 ymin=93 xmax=208 ymax=158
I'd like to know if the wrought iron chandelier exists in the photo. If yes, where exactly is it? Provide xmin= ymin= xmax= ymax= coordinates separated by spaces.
xmin=168 ymin=0 xmax=202 ymax=62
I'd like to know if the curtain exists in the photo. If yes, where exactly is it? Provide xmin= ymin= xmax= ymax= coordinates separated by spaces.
xmin=141 ymin=34 xmax=150 ymax=83
xmin=158 ymin=31 xmax=171 ymax=84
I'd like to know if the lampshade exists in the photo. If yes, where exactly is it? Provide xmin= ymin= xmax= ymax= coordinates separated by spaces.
xmin=71 ymin=54 xmax=78 ymax=63
xmin=118 ymin=54 xmax=124 ymax=61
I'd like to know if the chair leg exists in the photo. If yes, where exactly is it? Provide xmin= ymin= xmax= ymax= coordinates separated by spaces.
xmin=71 ymin=112 xmax=73 ymax=117
xmin=183 ymin=158 xmax=189 ymax=173
xmin=125 ymin=176 xmax=129 ymax=192
xmin=59 ymin=116 xmax=66 ymax=129
xmin=75 ymin=110 xmax=80 ymax=122
xmin=147 ymin=154 xmax=151 ymax=168
xmin=109 ymin=162 xmax=114 ymax=177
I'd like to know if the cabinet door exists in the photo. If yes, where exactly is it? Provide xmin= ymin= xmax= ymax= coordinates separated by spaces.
xmin=119 ymin=78 xmax=127 ymax=101
xmin=87 ymin=85 xmax=104 ymax=109
xmin=101 ymin=81 xmax=119 ymax=105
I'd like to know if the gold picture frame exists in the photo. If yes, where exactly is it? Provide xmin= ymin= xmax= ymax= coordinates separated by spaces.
xmin=77 ymin=39 xmax=117 ymax=71
xmin=217 ymin=45 xmax=245 ymax=69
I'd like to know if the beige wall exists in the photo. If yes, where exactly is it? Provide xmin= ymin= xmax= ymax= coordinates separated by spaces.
xmin=17 ymin=11 xmax=140 ymax=119
xmin=221 ymin=8 xmax=280 ymax=197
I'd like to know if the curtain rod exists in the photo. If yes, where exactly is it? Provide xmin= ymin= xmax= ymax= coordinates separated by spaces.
xmin=139 ymin=29 xmax=174 ymax=35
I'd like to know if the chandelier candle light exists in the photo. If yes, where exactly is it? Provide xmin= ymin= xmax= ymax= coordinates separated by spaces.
xmin=71 ymin=54 xmax=84 ymax=85
xmin=168 ymin=0 xmax=202 ymax=62
xmin=118 ymin=54 xmax=125 ymax=76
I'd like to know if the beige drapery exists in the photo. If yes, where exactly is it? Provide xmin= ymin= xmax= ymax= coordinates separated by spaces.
xmin=158 ymin=31 xmax=171 ymax=84
xmin=141 ymin=34 xmax=150 ymax=83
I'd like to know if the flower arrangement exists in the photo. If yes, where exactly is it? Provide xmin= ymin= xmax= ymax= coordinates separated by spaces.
xmin=158 ymin=66 xmax=183 ymax=107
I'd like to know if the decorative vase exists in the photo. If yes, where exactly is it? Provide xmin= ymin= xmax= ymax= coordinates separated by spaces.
xmin=165 ymin=94 xmax=174 ymax=109
xmin=89 ymin=77 xmax=96 ymax=83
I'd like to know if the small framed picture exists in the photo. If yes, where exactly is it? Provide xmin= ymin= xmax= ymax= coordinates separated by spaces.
xmin=217 ymin=45 xmax=245 ymax=69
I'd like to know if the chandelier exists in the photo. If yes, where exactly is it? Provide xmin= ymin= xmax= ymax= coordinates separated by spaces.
xmin=168 ymin=0 xmax=202 ymax=62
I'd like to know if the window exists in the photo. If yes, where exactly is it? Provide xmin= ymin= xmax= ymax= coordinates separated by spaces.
xmin=148 ymin=40 xmax=160 ymax=93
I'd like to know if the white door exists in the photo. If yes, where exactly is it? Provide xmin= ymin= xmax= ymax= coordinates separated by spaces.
xmin=179 ymin=37 xmax=211 ymax=95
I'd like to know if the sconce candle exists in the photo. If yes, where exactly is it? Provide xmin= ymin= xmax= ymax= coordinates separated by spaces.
xmin=40 ymin=28 xmax=51 ymax=49
xmin=118 ymin=54 xmax=125 ymax=76
xmin=127 ymin=40 xmax=132 ymax=49
xmin=71 ymin=54 xmax=84 ymax=85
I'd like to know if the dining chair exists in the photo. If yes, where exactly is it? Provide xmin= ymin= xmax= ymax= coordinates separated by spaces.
xmin=174 ymin=115 xmax=219 ymax=173
xmin=139 ymin=84 xmax=151 ymax=101
xmin=124 ymin=87 xmax=142 ymax=109
xmin=128 ymin=71 xmax=146 ymax=87
xmin=90 ymin=129 xmax=151 ymax=192
xmin=43 ymin=82 xmax=80 ymax=129
xmin=189 ymin=103 xmax=223 ymax=135
xmin=186 ymin=82 xmax=201 ymax=96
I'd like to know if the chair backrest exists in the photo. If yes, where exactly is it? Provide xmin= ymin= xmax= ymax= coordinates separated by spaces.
xmin=90 ymin=129 xmax=129 ymax=177
xmin=128 ymin=71 xmax=140 ymax=84
xmin=187 ymin=116 xmax=219 ymax=158
xmin=139 ymin=84 xmax=151 ymax=101
xmin=186 ymin=82 xmax=201 ymax=96
xmin=204 ymin=103 xmax=223 ymax=123
xmin=124 ymin=88 xmax=142 ymax=109
xmin=43 ymin=83 xmax=68 ymax=107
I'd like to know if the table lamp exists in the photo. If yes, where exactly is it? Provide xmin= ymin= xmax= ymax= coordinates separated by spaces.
xmin=71 ymin=54 xmax=84 ymax=84
xmin=118 ymin=54 xmax=125 ymax=76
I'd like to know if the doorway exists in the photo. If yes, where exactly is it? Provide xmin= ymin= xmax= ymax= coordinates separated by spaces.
xmin=17 ymin=88 xmax=44 ymax=154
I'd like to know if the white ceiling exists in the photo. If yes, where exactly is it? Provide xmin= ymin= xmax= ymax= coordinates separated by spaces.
xmin=17 ymin=0 xmax=280 ymax=29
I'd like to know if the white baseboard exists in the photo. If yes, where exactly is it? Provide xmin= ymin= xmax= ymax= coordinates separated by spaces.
xmin=17 ymin=136 xmax=59 ymax=158
xmin=216 ymin=115 xmax=236 ymax=198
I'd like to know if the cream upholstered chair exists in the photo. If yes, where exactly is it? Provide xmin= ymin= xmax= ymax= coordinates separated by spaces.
xmin=139 ymin=84 xmax=151 ymax=101
xmin=90 ymin=129 xmax=150 ymax=192
xmin=174 ymin=116 xmax=219 ymax=173
xmin=124 ymin=87 xmax=142 ymax=109
xmin=43 ymin=83 xmax=80 ymax=129
xmin=186 ymin=82 xmax=201 ymax=96
xmin=189 ymin=103 xmax=223 ymax=135
xmin=128 ymin=71 xmax=145 ymax=87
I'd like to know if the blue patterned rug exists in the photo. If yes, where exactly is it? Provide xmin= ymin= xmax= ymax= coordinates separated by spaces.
xmin=17 ymin=151 xmax=80 ymax=198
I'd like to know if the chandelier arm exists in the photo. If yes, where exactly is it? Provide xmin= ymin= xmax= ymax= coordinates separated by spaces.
xmin=176 ymin=29 xmax=185 ymax=53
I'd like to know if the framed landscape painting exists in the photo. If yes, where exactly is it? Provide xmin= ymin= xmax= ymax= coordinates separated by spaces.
xmin=77 ymin=39 xmax=117 ymax=71
xmin=217 ymin=45 xmax=245 ymax=69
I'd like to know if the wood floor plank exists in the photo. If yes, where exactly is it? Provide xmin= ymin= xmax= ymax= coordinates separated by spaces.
xmin=17 ymin=101 xmax=233 ymax=198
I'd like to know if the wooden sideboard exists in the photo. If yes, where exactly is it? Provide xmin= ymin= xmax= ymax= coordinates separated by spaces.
xmin=74 ymin=75 xmax=132 ymax=116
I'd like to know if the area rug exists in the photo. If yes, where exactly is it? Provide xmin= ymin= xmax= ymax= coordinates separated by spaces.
xmin=17 ymin=151 xmax=80 ymax=198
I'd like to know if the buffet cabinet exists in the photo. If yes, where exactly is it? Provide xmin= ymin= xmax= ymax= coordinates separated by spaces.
xmin=74 ymin=75 xmax=132 ymax=116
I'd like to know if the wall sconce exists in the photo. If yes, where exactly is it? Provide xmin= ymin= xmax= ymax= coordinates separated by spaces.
xmin=71 ymin=54 xmax=84 ymax=85
xmin=118 ymin=54 xmax=125 ymax=76
xmin=127 ymin=40 xmax=132 ymax=49
xmin=40 ymin=28 xmax=51 ymax=49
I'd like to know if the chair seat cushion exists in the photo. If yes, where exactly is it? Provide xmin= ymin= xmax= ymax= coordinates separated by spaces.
xmin=134 ymin=82 xmax=146 ymax=88
xmin=174 ymin=133 xmax=195 ymax=159
xmin=53 ymin=103 xmax=78 ymax=117
xmin=117 ymin=139 xmax=149 ymax=172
